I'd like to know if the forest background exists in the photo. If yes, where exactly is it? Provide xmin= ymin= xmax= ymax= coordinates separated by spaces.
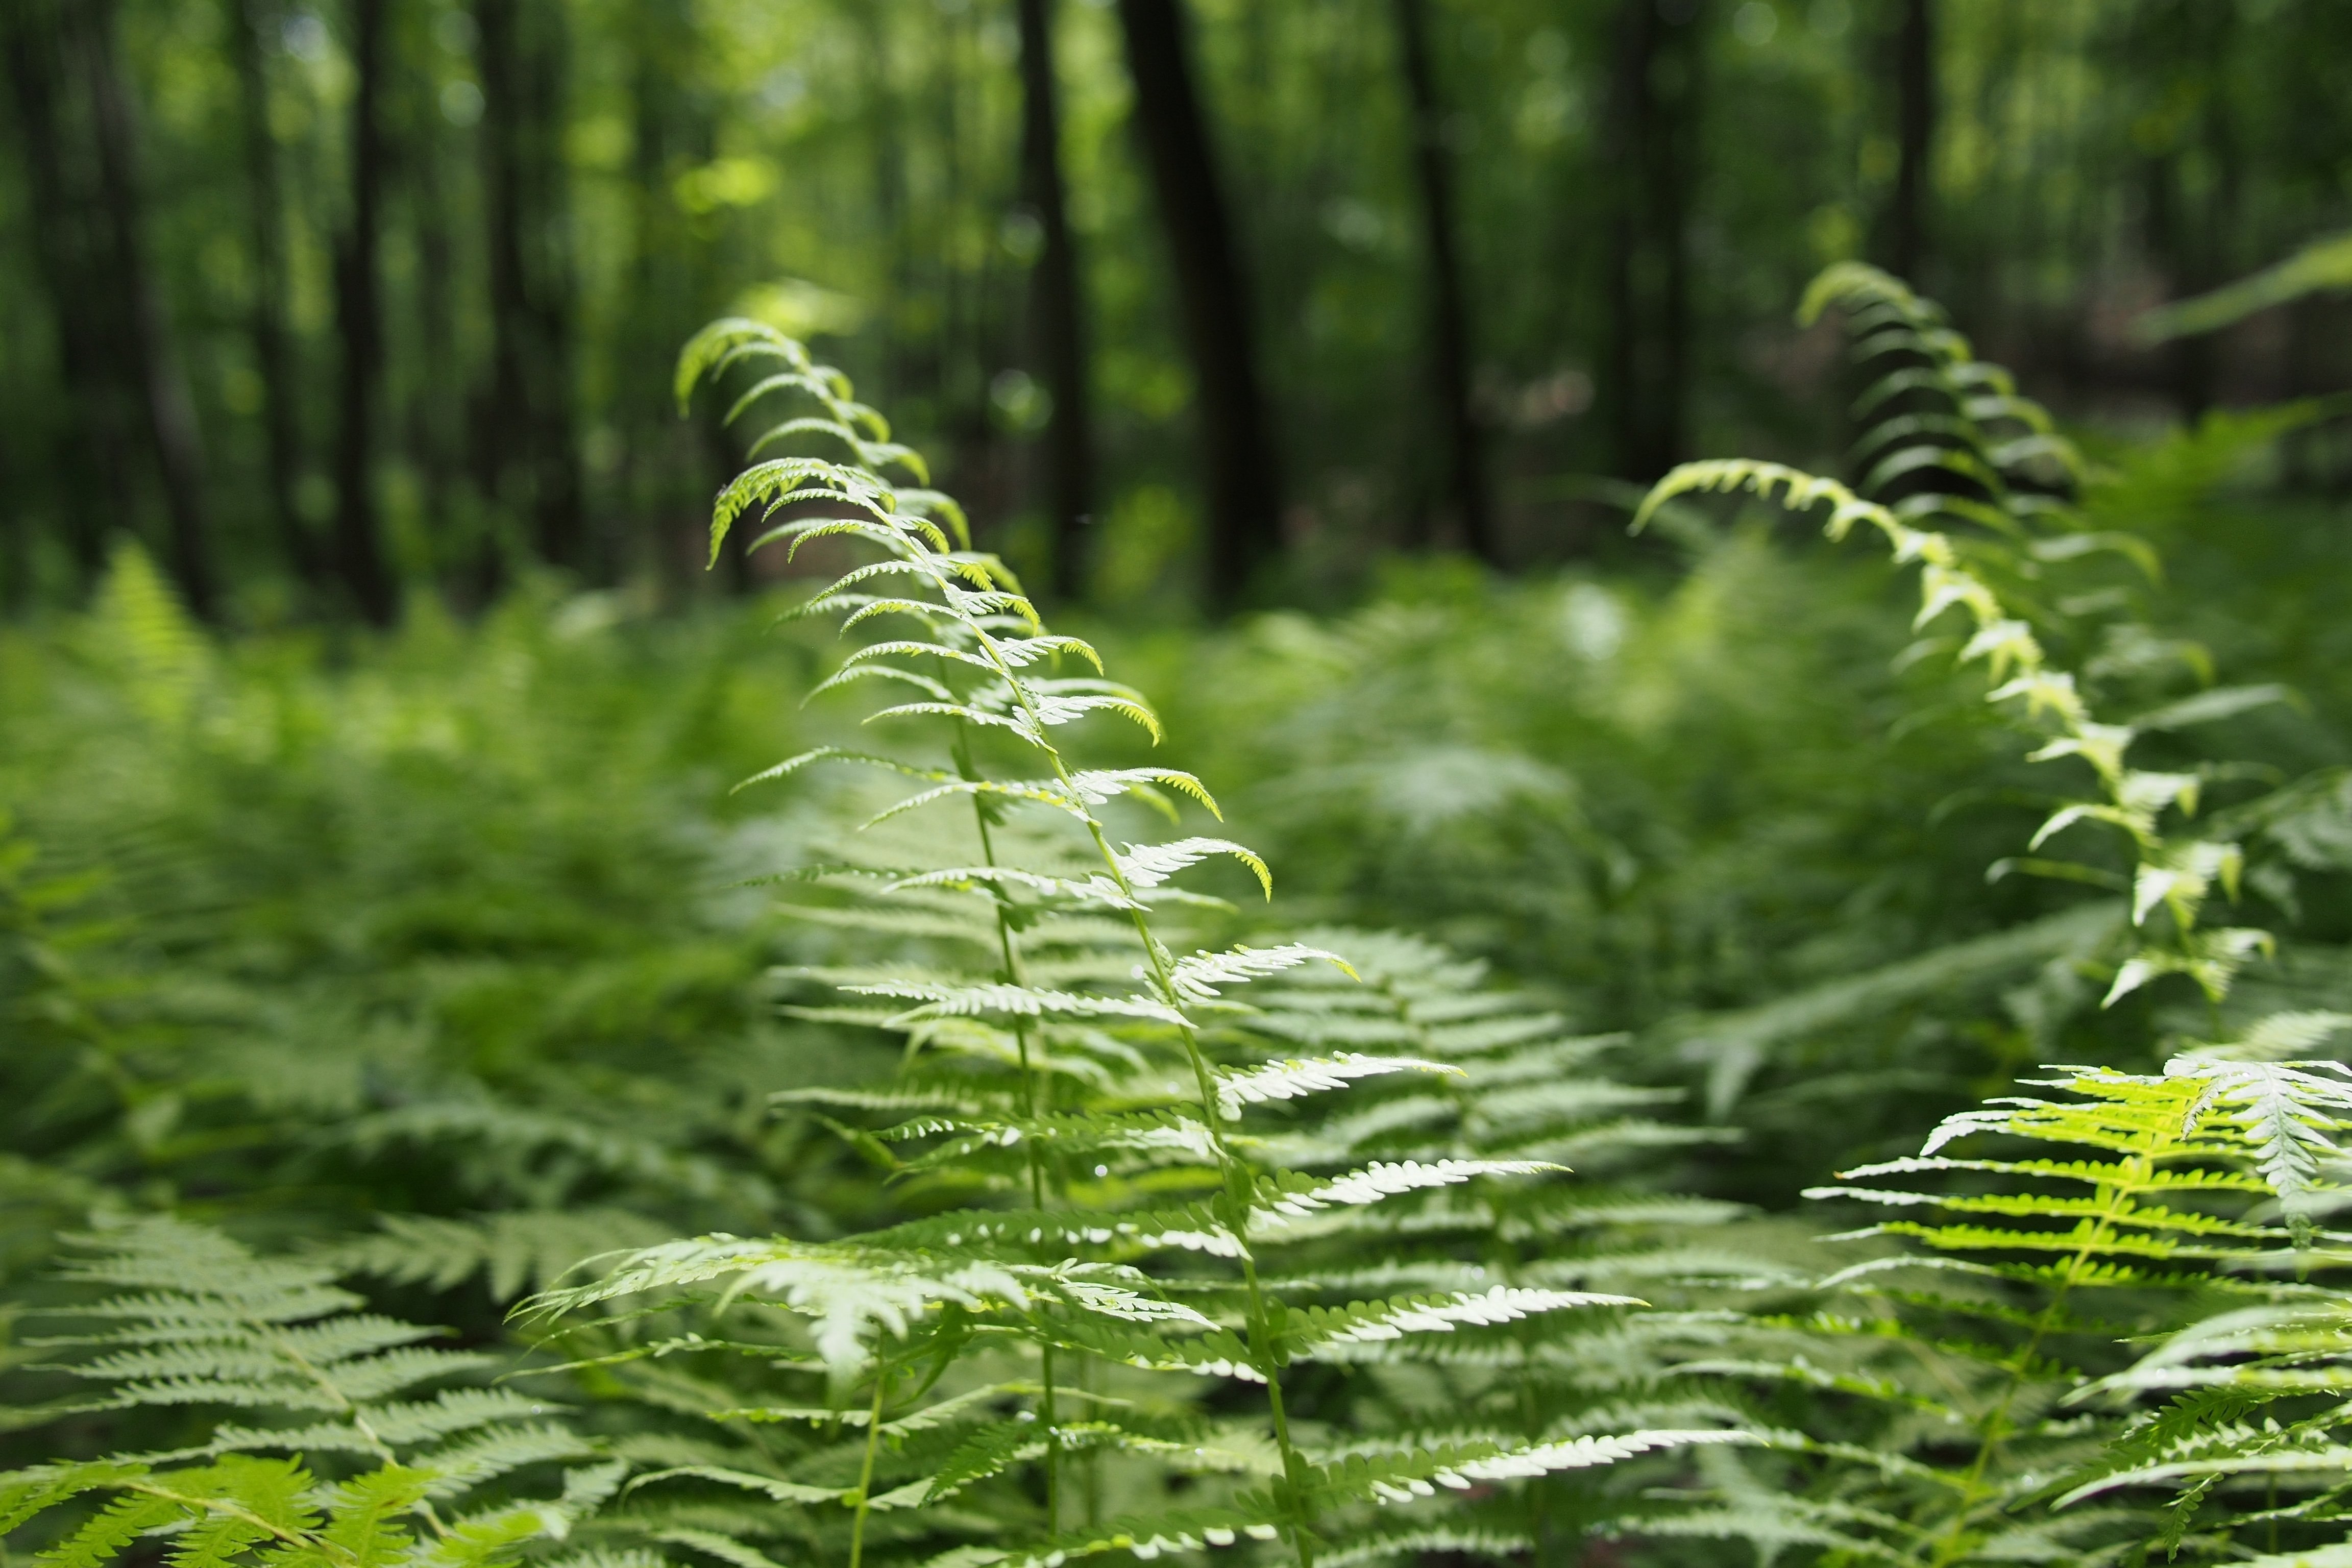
xmin=5 ymin=0 xmax=2349 ymax=617
xmin=8 ymin=1 xmax=2352 ymax=1564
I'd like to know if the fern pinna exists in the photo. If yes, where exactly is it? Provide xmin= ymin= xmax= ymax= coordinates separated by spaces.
xmin=0 ymin=1218 xmax=618 ymax=1568
xmin=512 ymin=321 xmax=1743 ymax=1568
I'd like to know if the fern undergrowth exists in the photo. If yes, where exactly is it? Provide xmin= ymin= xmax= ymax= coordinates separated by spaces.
xmin=1626 ymin=265 xmax=2352 ymax=1567
xmin=0 ymin=1218 xmax=619 ymax=1568
xmin=495 ymin=322 xmax=1758 ymax=1568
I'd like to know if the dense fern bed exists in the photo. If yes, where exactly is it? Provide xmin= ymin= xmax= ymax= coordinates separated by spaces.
xmin=9 ymin=266 xmax=2352 ymax=1568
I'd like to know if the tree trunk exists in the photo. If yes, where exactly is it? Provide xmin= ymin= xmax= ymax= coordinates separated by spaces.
xmin=227 ymin=0 xmax=317 ymax=589
xmin=476 ymin=0 xmax=584 ymax=574
xmin=1603 ymin=0 xmax=1698 ymax=483
xmin=331 ymin=0 xmax=397 ymax=623
xmin=0 ymin=0 xmax=125 ymax=587
xmin=0 ymin=423 xmax=26 ymax=612
xmin=1890 ymin=0 xmax=1934 ymax=283
xmin=1015 ymin=0 xmax=1096 ymax=600
xmin=1391 ymin=0 xmax=1492 ymax=562
xmin=1113 ymin=0 xmax=1280 ymax=611
xmin=81 ymin=0 xmax=218 ymax=619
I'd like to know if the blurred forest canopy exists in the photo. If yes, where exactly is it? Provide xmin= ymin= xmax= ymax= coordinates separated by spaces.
xmin=3 ymin=0 xmax=2350 ymax=623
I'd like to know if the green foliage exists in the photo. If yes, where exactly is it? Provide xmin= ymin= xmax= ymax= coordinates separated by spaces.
xmin=1 ymin=1217 xmax=615 ymax=1568
xmin=510 ymin=322 xmax=1749 ymax=1568
xmin=1614 ymin=264 xmax=2352 ymax=1567
xmin=6 ymin=240 xmax=2352 ymax=1568
xmin=1642 ymin=263 xmax=2325 ymax=1012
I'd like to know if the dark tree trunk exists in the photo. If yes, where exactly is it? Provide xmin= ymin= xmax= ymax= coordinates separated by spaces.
xmin=331 ymin=0 xmax=397 ymax=623
xmin=410 ymin=43 xmax=463 ymax=586
xmin=1890 ymin=0 xmax=1934 ymax=283
xmin=1603 ymin=0 xmax=1698 ymax=483
xmin=852 ymin=2 xmax=912 ymax=403
xmin=0 ymin=424 xmax=25 ymax=612
xmin=476 ymin=0 xmax=584 ymax=574
xmin=227 ymin=0 xmax=317 ymax=589
xmin=1015 ymin=0 xmax=1096 ymax=600
xmin=0 ymin=0 xmax=125 ymax=586
xmin=1114 ymin=0 xmax=1280 ymax=611
xmin=82 ymin=0 xmax=218 ymax=619
xmin=1391 ymin=0 xmax=1492 ymax=562
xmin=2137 ymin=0 xmax=2238 ymax=423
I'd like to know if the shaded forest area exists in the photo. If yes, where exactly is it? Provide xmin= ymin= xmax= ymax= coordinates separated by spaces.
xmin=3 ymin=0 xmax=2348 ymax=623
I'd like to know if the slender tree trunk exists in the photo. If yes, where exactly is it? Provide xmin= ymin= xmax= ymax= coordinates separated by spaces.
xmin=852 ymin=2 xmax=912 ymax=403
xmin=82 ymin=0 xmax=219 ymax=618
xmin=1113 ymin=0 xmax=1280 ymax=611
xmin=526 ymin=0 xmax=583 ymax=572
xmin=1890 ymin=0 xmax=1934 ymax=283
xmin=1391 ymin=0 xmax=1492 ymax=562
xmin=1657 ymin=8 xmax=1695 ymax=475
xmin=0 ymin=424 xmax=26 ymax=613
xmin=476 ymin=0 xmax=583 ymax=574
xmin=1015 ymin=0 xmax=1096 ymax=600
xmin=227 ymin=0 xmax=317 ymax=589
xmin=1603 ymin=0 xmax=1697 ymax=483
xmin=410 ymin=47 xmax=462 ymax=587
xmin=0 ymin=0 xmax=124 ymax=587
xmin=330 ymin=0 xmax=396 ymax=623
xmin=1602 ymin=0 xmax=1651 ymax=483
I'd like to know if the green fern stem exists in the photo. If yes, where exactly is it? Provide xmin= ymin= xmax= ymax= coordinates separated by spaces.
xmin=1923 ymin=1140 xmax=2171 ymax=1566
xmin=847 ymin=1363 xmax=892 ymax=1568
xmin=963 ymin=644 xmax=1320 ymax=1568
xmin=121 ymin=1478 xmax=363 ymax=1568
xmin=951 ymin=723 xmax=1062 ymax=1533
xmin=252 ymin=1280 xmax=455 ymax=1543
xmin=1083 ymin=814 xmax=1319 ymax=1568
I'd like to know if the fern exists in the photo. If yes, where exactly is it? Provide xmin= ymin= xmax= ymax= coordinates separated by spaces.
xmin=1625 ymin=265 xmax=2352 ymax=1566
xmin=1636 ymin=262 xmax=2312 ymax=1015
xmin=511 ymin=321 xmax=1742 ymax=1568
xmin=0 ymin=1217 xmax=617 ymax=1568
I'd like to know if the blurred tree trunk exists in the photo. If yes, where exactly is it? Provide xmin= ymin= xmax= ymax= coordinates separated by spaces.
xmin=2138 ymin=0 xmax=2238 ymax=423
xmin=1603 ymin=0 xmax=1699 ymax=483
xmin=83 ymin=0 xmax=218 ymax=620
xmin=331 ymin=0 xmax=396 ymax=623
xmin=0 ymin=425 xmax=24 ymax=612
xmin=476 ymin=0 xmax=584 ymax=575
xmin=1391 ymin=0 xmax=1492 ymax=562
xmin=851 ymin=3 xmax=911 ymax=403
xmin=1015 ymin=0 xmax=1096 ymax=601
xmin=409 ymin=42 xmax=464 ymax=594
xmin=1114 ymin=0 xmax=1280 ymax=611
xmin=0 ymin=0 xmax=124 ymax=587
xmin=227 ymin=0 xmax=318 ymax=590
xmin=1889 ymin=0 xmax=1934 ymax=283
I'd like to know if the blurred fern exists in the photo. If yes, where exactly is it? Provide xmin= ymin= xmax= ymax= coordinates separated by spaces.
xmin=1 ymin=1217 xmax=617 ymax=1568
xmin=1626 ymin=265 xmax=2352 ymax=1567
xmin=1640 ymin=262 xmax=2317 ymax=1014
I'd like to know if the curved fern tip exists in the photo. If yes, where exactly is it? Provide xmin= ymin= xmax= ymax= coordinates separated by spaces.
xmin=1797 ymin=261 xmax=1915 ymax=328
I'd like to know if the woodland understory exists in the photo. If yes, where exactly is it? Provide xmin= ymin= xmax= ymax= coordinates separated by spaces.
xmin=9 ymin=2 xmax=2352 ymax=1566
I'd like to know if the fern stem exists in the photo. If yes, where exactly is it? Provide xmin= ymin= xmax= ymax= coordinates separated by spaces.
xmin=952 ymin=722 xmax=1061 ymax=1532
xmin=249 ymin=1293 xmax=453 ymax=1541
xmin=926 ymin=540 xmax=1318 ymax=1564
xmin=847 ymin=1365 xmax=890 ymax=1568
xmin=1924 ymin=1143 xmax=2162 ymax=1566
xmin=1081 ymin=815 xmax=1318 ymax=1568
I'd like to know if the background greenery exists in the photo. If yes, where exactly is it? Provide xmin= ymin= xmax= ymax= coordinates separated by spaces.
xmin=6 ymin=1 xmax=2352 ymax=1564
xmin=4 ymin=0 xmax=2349 ymax=613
